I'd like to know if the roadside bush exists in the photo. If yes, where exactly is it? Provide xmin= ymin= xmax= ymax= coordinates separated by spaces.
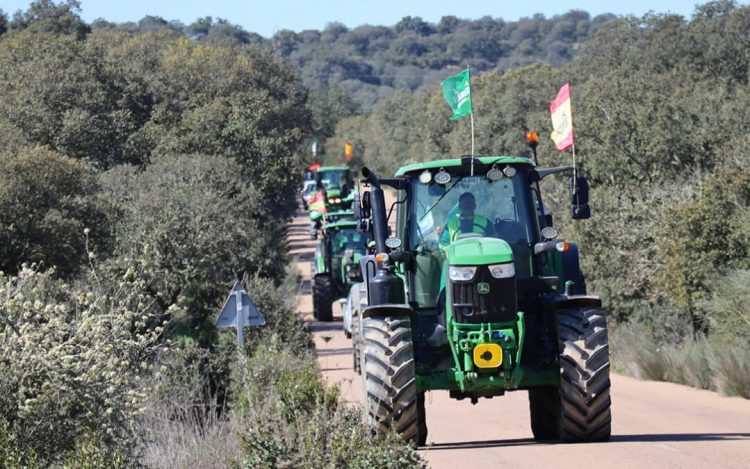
xmin=655 ymin=170 xmax=750 ymax=330
xmin=0 ymin=264 xmax=172 ymax=463
xmin=611 ymin=323 xmax=750 ymax=398
xmin=99 ymin=154 xmax=289 ymax=346
xmin=709 ymin=345 xmax=750 ymax=398
xmin=233 ymin=343 xmax=424 ymax=469
xmin=0 ymin=147 xmax=109 ymax=278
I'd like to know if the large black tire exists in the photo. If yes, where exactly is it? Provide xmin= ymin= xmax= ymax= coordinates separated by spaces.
xmin=352 ymin=312 xmax=362 ymax=374
xmin=362 ymin=316 xmax=424 ymax=445
xmin=313 ymin=275 xmax=333 ymax=322
xmin=417 ymin=391 xmax=428 ymax=446
xmin=556 ymin=307 xmax=612 ymax=442
xmin=528 ymin=386 xmax=561 ymax=440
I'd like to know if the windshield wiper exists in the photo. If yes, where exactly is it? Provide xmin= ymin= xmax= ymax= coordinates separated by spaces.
xmin=418 ymin=176 xmax=464 ymax=223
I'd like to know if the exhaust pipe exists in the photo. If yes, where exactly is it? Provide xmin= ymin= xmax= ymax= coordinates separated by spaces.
xmin=361 ymin=167 xmax=388 ymax=254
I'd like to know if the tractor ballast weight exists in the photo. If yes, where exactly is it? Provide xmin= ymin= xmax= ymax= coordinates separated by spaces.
xmin=354 ymin=156 xmax=611 ymax=446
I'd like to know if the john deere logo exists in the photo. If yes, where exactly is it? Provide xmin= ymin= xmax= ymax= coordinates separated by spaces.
xmin=477 ymin=282 xmax=490 ymax=294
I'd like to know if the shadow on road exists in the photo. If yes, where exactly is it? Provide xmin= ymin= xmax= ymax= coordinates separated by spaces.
xmin=611 ymin=433 xmax=750 ymax=443
xmin=306 ymin=321 xmax=344 ymax=334
xmin=422 ymin=433 xmax=750 ymax=451
xmin=422 ymin=438 xmax=539 ymax=451
xmin=321 ymin=367 xmax=354 ymax=372
xmin=317 ymin=347 xmax=352 ymax=356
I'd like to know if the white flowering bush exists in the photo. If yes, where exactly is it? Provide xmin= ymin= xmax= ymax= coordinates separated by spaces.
xmin=0 ymin=263 xmax=175 ymax=462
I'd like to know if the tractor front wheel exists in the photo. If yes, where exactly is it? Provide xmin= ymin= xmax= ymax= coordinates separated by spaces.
xmin=362 ymin=315 xmax=424 ymax=445
xmin=528 ymin=386 xmax=561 ymax=440
xmin=556 ymin=306 xmax=612 ymax=442
xmin=313 ymin=275 xmax=333 ymax=322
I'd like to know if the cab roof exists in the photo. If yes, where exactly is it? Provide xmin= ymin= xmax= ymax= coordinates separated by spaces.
xmin=323 ymin=220 xmax=358 ymax=230
xmin=395 ymin=156 xmax=533 ymax=177
xmin=317 ymin=166 xmax=350 ymax=173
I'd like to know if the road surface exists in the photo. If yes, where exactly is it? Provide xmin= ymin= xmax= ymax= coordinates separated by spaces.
xmin=288 ymin=208 xmax=750 ymax=469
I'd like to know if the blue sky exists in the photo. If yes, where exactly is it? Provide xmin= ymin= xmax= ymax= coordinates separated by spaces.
xmin=1 ymin=1 xmax=740 ymax=38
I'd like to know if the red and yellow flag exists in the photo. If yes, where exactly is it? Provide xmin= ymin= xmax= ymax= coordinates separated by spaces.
xmin=344 ymin=140 xmax=353 ymax=161
xmin=550 ymin=83 xmax=574 ymax=151
xmin=309 ymin=190 xmax=327 ymax=213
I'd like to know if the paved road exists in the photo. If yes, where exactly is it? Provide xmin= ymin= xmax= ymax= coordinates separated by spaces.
xmin=289 ymin=209 xmax=750 ymax=469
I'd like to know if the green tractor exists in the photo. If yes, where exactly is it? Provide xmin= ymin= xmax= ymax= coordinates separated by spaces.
xmin=308 ymin=166 xmax=355 ymax=239
xmin=312 ymin=218 xmax=373 ymax=321
xmin=353 ymin=155 xmax=610 ymax=445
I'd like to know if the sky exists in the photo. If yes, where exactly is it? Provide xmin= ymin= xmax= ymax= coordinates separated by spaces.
xmin=1 ymin=1 xmax=741 ymax=38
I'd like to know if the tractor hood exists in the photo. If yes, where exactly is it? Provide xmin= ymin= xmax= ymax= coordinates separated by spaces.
xmin=447 ymin=237 xmax=513 ymax=266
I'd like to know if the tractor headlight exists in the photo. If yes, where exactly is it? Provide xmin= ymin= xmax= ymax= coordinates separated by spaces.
xmin=449 ymin=266 xmax=477 ymax=282
xmin=488 ymin=263 xmax=515 ymax=279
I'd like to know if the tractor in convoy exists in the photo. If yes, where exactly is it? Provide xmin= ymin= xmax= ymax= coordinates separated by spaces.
xmin=312 ymin=217 xmax=373 ymax=322
xmin=308 ymin=166 xmax=355 ymax=239
xmin=351 ymin=153 xmax=611 ymax=445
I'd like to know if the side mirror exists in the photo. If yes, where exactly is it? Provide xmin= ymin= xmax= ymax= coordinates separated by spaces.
xmin=357 ymin=191 xmax=372 ymax=233
xmin=362 ymin=191 xmax=371 ymax=214
xmin=570 ymin=176 xmax=591 ymax=220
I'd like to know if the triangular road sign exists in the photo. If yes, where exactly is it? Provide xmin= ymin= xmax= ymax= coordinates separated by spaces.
xmin=216 ymin=282 xmax=266 ymax=329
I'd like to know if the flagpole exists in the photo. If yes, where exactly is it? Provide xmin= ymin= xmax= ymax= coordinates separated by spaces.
xmin=572 ymin=144 xmax=577 ymax=192
xmin=470 ymin=111 xmax=475 ymax=176
xmin=469 ymin=65 xmax=475 ymax=176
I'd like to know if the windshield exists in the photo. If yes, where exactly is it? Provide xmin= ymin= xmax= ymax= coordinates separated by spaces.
xmin=303 ymin=181 xmax=317 ymax=195
xmin=331 ymin=227 xmax=371 ymax=255
xmin=320 ymin=170 xmax=346 ymax=189
xmin=409 ymin=171 xmax=537 ymax=277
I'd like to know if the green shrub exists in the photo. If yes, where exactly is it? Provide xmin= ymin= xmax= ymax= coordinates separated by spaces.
xmin=702 ymin=269 xmax=750 ymax=346
xmin=0 ymin=147 xmax=110 ymax=278
xmin=99 ymin=154 xmax=290 ymax=346
xmin=709 ymin=345 xmax=750 ymax=399
xmin=0 ymin=421 xmax=42 ymax=469
xmin=0 ymin=264 xmax=172 ymax=463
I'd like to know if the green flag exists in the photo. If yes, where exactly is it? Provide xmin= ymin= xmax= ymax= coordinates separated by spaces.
xmin=442 ymin=68 xmax=472 ymax=120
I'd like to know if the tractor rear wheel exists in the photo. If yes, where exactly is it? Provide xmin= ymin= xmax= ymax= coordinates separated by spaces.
xmin=362 ymin=315 xmax=424 ymax=445
xmin=313 ymin=275 xmax=333 ymax=322
xmin=352 ymin=312 xmax=362 ymax=374
xmin=528 ymin=386 xmax=561 ymax=440
xmin=351 ymin=284 xmax=368 ymax=374
xmin=556 ymin=307 xmax=612 ymax=442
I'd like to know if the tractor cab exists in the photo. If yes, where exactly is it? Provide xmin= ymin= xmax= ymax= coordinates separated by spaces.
xmin=315 ymin=166 xmax=354 ymax=212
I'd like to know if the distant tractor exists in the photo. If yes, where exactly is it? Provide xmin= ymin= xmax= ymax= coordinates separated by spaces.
xmin=308 ymin=166 xmax=355 ymax=238
xmin=312 ymin=218 xmax=373 ymax=322
xmin=352 ymin=155 xmax=611 ymax=445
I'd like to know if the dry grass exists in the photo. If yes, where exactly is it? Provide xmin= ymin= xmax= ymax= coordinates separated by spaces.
xmin=611 ymin=323 xmax=750 ymax=399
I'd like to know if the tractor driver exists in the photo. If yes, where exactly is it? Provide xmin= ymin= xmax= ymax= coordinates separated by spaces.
xmin=438 ymin=192 xmax=493 ymax=251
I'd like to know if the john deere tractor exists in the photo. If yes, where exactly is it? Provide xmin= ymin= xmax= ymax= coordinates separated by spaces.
xmin=312 ymin=218 xmax=373 ymax=321
xmin=308 ymin=166 xmax=355 ymax=238
xmin=353 ymin=155 xmax=611 ymax=445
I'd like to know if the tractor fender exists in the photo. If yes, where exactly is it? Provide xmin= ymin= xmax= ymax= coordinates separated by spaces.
xmin=314 ymin=245 xmax=327 ymax=274
xmin=560 ymin=243 xmax=587 ymax=294
xmin=546 ymin=294 xmax=602 ymax=310
xmin=362 ymin=304 xmax=412 ymax=319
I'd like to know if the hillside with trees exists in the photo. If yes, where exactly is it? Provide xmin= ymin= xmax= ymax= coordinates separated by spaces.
xmin=81 ymin=9 xmax=616 ymax=110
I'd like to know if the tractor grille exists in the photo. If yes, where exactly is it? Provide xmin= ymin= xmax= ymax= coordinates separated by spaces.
xmin=450 ymin=267 xmax=517 ymax=324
